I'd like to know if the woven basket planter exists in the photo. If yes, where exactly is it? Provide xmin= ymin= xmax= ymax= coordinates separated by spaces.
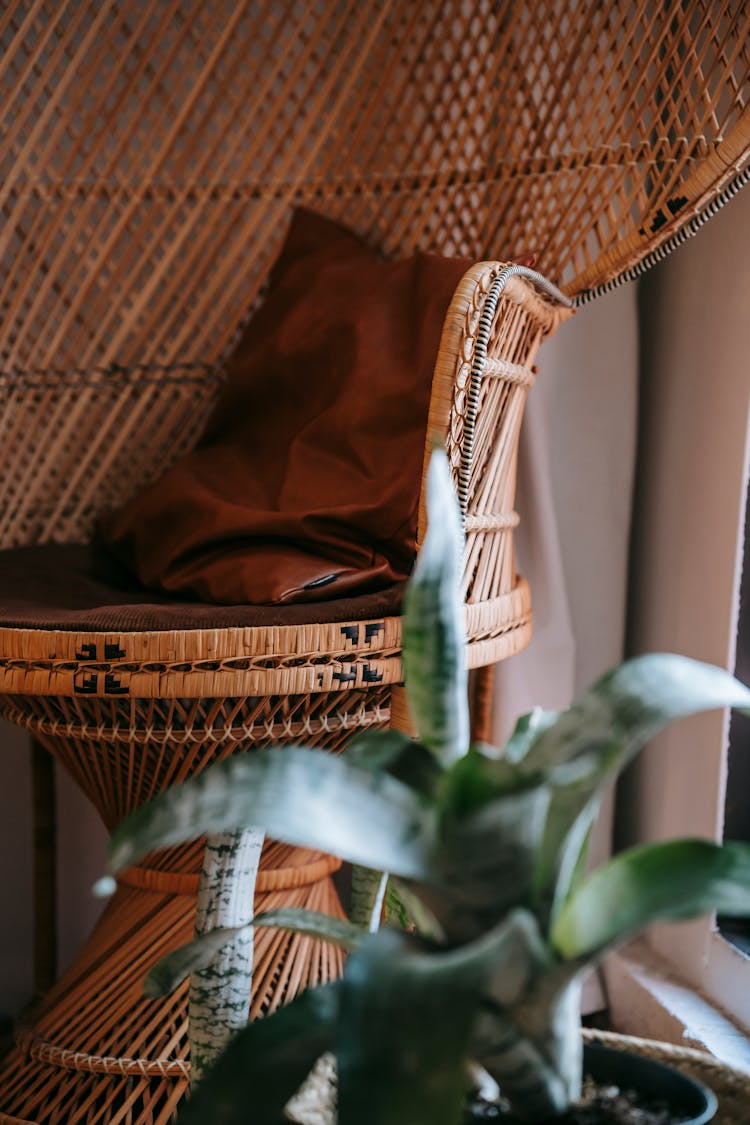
xmin=282 ymin=1032 xmax=750 ymax=1124
xmin=582 ymin=1029 xmax=750 ymax=1125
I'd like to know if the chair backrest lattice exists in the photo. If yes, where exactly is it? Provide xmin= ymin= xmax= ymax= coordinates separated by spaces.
xmin=1 ymin=1 xmax=749 ymax=546
xmin=0 ymin=363 xmax=223 ymax=548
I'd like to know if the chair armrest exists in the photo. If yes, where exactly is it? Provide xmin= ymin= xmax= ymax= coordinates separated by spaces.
xmin=422 ymin=261 xmax=573 ymax=610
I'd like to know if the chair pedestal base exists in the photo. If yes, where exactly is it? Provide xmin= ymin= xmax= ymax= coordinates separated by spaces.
xmin=0 ymin=684 xmax=382 ymax=1125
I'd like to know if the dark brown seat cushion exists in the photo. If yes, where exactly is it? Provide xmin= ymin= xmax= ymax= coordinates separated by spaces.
xmin=98 ymin=209 xmax=471 ymax=605
xmin=0 ymin=544 xmax=405 ymax=632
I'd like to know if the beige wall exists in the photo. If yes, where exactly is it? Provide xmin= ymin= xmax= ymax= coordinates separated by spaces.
xmin=494 ymin=283 xmax=638 ymax=729
xmin=618 ymin=183 xmax=750 ymax=1021
xmin=622 ymin=182 xmax=750 ymax=852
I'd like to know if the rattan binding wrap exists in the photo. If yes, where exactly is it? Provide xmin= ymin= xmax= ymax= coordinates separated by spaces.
xmin=0 ymin=267 xmax=569 ymax=1123
xmin=582 ymin=1029 xmax=750 ymax=1125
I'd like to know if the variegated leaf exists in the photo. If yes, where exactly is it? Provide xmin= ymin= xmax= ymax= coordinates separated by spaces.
xmin=402 ymin=448 xmax=469 ymax=766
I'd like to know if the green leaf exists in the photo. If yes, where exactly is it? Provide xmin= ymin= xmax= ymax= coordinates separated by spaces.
xmin=252 ymin=907 xmax=365 ymax=950
xmin=503 ymin=708 xmax=561 ymax=764
xmin=402 ymin=448 xmax=469 ymax=766
xmin=108 ymin=747 xmax=436 ymax=880
xmin=536 ymin=750 xmax=619 ymax=928
xmin=422 ymin=768 xmax=550 ymax=941
xmin=337 ymin=912 xmax=541 ymax=1125
xmin=346 ymin=728 xmax=442 ymax=797
xmin=344 ymin=729 xmax=414 ymax=772
xmin=178 ymin=982 xmax=338 ymax=1125
xmin=387 ymin=878 xmax=446 ymax=942
xmin=472 ymin=974 xmax=582 ymax=1119
xmin=146 ymin=926 xmax=247 ymax=998
xmin=349 ymin=866 xmax=388 ymax=931
xmin=470 ymin=911 xmax=582 ymax=1120
xmin=146 ymin=909 xmax=365 ymax=997
xmin=465 ymin=918 xmax=584 ymax=1120
xmin=526 ymin=655 xmax=750 ymax=922
xmin=528 ymin=655 xmax=750 ymax=774
xmin=552 ymin=839 xmax=750 ymax=959
xmin=439 ymin=745 xmax=544 ymax=818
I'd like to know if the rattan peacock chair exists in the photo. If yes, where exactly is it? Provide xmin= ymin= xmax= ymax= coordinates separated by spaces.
xmin=1 ymin=3 xmax=749 ymax=1124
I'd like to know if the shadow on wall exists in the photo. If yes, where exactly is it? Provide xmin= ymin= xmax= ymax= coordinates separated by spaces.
xmin=0 ymin=721 xmax=107 ymax=1014
xmin=0 ymin=721 xmax=33 ymax=1014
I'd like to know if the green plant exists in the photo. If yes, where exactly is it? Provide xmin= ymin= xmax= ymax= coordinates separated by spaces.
xmin=104 ymin=450 xmax=750 ymax=1124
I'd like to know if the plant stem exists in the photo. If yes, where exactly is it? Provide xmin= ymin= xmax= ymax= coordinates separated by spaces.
xmin=475 ymin=977 xmax=582 ymax=1120
xmin=189 ymin=828 xmax=264 ymax=1086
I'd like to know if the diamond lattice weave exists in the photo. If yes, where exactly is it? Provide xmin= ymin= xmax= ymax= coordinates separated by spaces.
xmin=2 ymin=0 xmax=749 ymax=377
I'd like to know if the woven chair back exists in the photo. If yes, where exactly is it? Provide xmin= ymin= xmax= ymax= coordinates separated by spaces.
xmin=1 ymin=0 xmax=749 ymax=545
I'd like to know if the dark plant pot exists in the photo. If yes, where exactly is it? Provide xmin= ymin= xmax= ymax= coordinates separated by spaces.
xmin=583 ymin=1043 xmax=718 ymax=1125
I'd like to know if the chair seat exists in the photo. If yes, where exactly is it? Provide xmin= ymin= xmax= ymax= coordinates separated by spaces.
xmin=0 ymin=542 xmax=407 ymax=700
xmin=0 ymin=544 xmax=532 ymax=701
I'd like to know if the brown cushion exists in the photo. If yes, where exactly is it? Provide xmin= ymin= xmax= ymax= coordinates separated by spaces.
xmin=0 ymin=544 xmax=405 ymax=632
xmin=99 ymin=209 xmax=472 ymax=605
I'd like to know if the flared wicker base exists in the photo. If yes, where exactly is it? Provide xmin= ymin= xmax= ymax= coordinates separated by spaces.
xmin=0 ymin=682 xmax=383 ymax=1124
xmin=0 ymin=841 xmax=344 ymax=1124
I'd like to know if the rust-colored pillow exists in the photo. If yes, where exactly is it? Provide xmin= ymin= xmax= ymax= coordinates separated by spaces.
xmin=99 ymin=209 xmax=472 ymax=605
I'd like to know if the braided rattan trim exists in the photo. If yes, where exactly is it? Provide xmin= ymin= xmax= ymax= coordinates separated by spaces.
xmin=417 ymin=260 xmax=572 ymax=615
xmin=0 ymin=659 xmax=402 ymax=699
xmin=575 ymin=162 xmax=750 ymax=306
xmin=582 ymin=1027 xmax=746 ymax=1081
xmin=28 ymin=1004 xmax=740 ymax=1088
xmin=466 ymin=622 xmax=532 ymax=672
xmin=16 ymin=1033 xmax=190 ymax=1080
xmin=0 ymin=702 xmax=390 ymax=745
xmin=0 ymin=650 xmax=399 ymax=676
xmin=468 ymin=614 xmax=532 ymax=647
xmin=30 ymin=1014 xmax=731 ymax=1088
xmin=120 ymin=853 xmax=342 ymax=896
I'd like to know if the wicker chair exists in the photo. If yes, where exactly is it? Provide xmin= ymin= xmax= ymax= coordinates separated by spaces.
xmin=1 ymin=4 xmax=749 ymax=1123
xmin=0 ymin=262 xmax=570 ymax=1121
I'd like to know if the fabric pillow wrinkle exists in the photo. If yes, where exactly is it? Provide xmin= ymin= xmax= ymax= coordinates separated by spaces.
xmin=99 ymin=208 xmax=472 ymax=605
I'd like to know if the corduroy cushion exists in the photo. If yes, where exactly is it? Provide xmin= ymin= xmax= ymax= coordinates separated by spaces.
xmin=99 ymin=209 xmax=472 ymax=605
xmin=0 ymin=544 xmax=405 ymax=632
